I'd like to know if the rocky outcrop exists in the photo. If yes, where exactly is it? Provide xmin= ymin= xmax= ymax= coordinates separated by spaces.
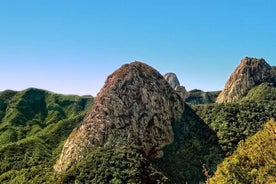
xmin=54 ymin=61 xmax=184 ymax=173
xmin=164 ymin=73 xmax=189 ymax=100
xmin=216 ymin=57 xmax=272 ymax=103
xmin=164 ymin=73 xmax=180 ymax=88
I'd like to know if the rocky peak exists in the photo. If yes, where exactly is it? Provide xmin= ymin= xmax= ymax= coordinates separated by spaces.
xmin=164 ymin=73 xmax=189 ymax=99
xmin=216 ymin=57 xmax=272 ymax=103
xmin=54 ymin=61 xmax=184 ymax=173
xmin=164 ymin=73 xmax=180 ymax=88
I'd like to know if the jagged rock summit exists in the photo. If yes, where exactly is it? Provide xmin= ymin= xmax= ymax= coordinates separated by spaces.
xmin=216 ymin=57 xmax=273 ymax=103
xmin=54 ymin=61 xmax=184 ymax=173
xmin=164 ymin=72 xmax=188 ymax=99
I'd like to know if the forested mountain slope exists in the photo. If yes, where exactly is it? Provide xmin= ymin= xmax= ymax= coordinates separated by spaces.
xmin=192 ymin=83 xmax=276 ymax=155
xmin=0 ymin=59 xmax=275 ymax=183
xmin=210 ymin=120 xmax=276 ymax=184
xmin=0 ymin=88 xmax=93 ymax=183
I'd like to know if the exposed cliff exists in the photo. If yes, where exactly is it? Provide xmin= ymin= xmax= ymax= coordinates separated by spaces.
xmin=164 ymin=73 xmax=180 ymax=88
xmin=216 ymin=57 xmax=273 ymax=103
xmin=164 ymin=72 xmax=189 ymax=100
xmin=54 ymin=61 xmax=184 ymax=173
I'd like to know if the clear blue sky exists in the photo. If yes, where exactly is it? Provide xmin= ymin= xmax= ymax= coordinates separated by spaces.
xmin=1 ymin=1 xmax=276 ymax=96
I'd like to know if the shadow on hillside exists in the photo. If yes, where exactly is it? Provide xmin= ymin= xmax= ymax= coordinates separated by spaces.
xmin=152 ymin=104 xmax=224 ymax=184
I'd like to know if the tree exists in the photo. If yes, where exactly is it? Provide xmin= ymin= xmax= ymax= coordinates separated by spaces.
xmin=209 ymin=120 xmax=276 ymax=184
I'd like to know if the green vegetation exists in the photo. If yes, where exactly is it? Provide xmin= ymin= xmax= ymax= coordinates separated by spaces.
xmin=192 ymin=83 xmax=276 ymax=155
xmin=60 ymin=147 xmax=168 ymax=184
xmin=0 ymin=82 xmax=275 ymax=183
xmin=185 ymin=89 xmax=220 ymax=104
xmin=0 ymin=88 xmax=93 ymax=183
xmin=209 ymin=120 xmax=276 ymax=184
xmin=153 ymin=104 xmax=224 ymax=183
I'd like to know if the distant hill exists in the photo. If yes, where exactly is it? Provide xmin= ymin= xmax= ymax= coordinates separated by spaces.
xmin=163 ymin=73 xmax=220 ymax=104
xmin=0 ymin=88 xmax=93 ymax=183
xmin=185 ymin=89 xmax=220 ymax=104
xmin=240 ymin=82 xmax=276 ymax=102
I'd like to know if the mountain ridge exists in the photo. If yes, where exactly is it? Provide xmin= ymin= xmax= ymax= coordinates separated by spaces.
xmin=0 ymin=58 xmax=275 ymax=183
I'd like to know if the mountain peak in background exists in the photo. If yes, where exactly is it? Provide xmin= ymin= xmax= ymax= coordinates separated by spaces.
xmin=163 ymin=73 xmax=180 ymax=88
xmin=54 ymin=61 xmax=184 ymax=173
xmin=164 ymin=72 xmax=189 ymax=100
xmin=216 ymin=57 xmax=273 ymax=103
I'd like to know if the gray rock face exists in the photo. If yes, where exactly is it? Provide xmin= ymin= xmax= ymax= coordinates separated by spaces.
xmin=164 ymin=73 xmax=188 ymax=100
xmin=216 ymin=57 xmax=272 ymax=103
xmin=164 ymin=73 xmax=180 ymax=88
xmin=54 ymin=61 xmax=184 ymax=173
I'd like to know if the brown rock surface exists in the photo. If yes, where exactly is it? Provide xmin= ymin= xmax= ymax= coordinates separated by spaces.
xmin=216 ymin=57 xmax=272 ymax=103
xmin=54 ymin=61 xmax=184 ymax=173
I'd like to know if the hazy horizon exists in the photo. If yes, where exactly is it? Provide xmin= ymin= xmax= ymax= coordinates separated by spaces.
xmin=1 ymin=1 xmax=276 ymax=96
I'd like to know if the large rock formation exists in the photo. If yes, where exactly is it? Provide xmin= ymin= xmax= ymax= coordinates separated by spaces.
xmin=216 ymin=57 xmax=272 ymax=103
xmin=164 ymin=72 xmax=189 ymax=100
xmin=54 ymin=61 xmax=184 ymax=173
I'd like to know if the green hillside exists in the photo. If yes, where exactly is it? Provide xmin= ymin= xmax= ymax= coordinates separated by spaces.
xmin=185 ymin=89 xmax=220 ymax=104
xmin=209 ymin=120 xmax=276 ymax=184
xmin=153 ymin=104 xmax=224 ymax=183
xmin=0 ymin=88 xmax=93 ymax=183
xmin=192 ymin=83 xmax=276 ymax=156
xmin=59 ymin=147 xmax=169 ymax=184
